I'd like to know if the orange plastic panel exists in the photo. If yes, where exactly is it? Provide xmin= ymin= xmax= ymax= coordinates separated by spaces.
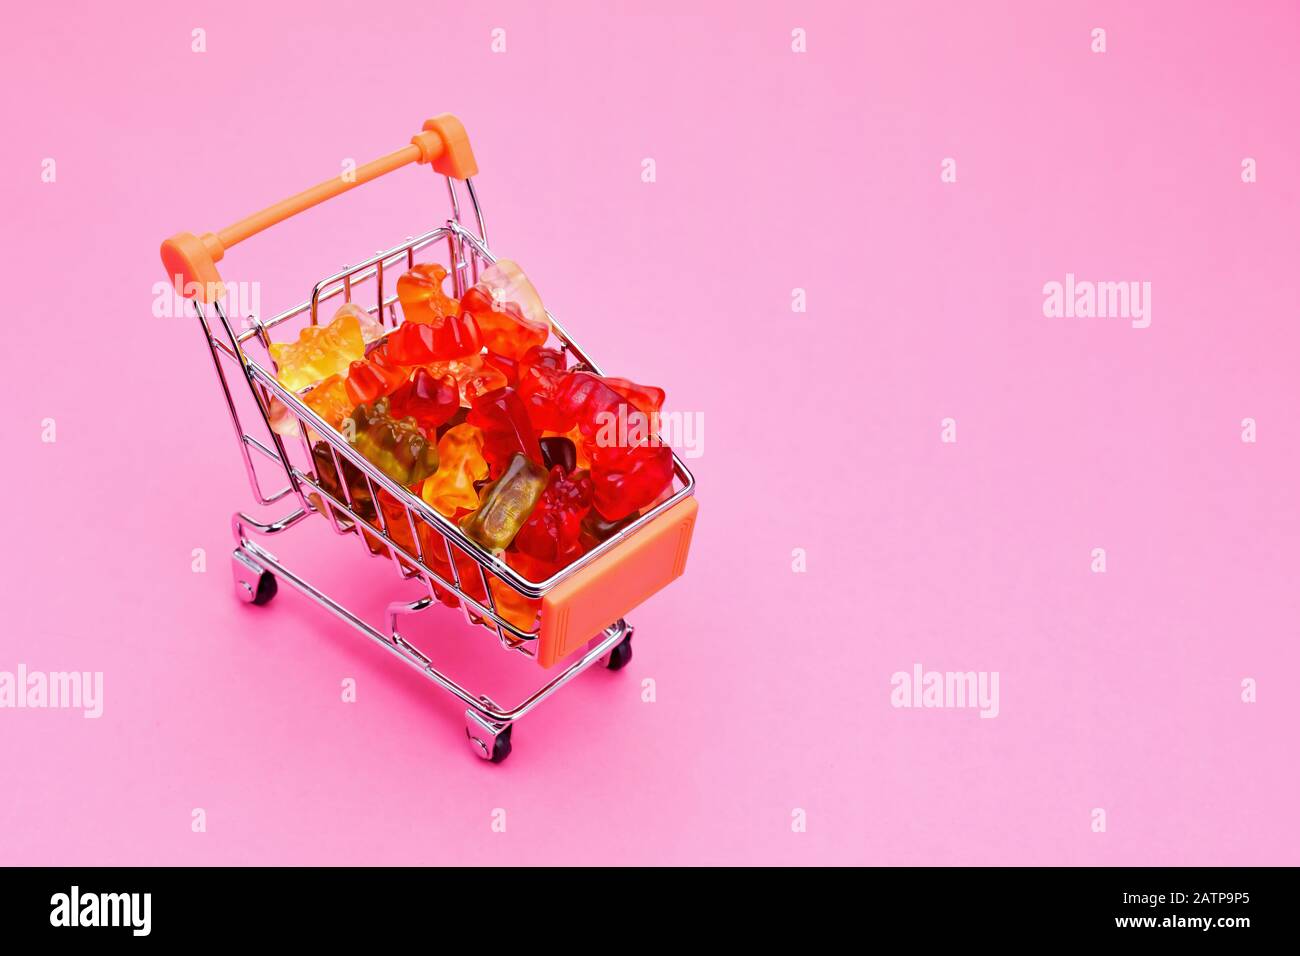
xmin=538 ymin=496 xmax=698 ymax=668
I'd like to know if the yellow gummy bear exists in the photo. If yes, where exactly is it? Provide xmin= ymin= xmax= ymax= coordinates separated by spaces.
xmin=269 ymin=312 xmax=364 ymax=392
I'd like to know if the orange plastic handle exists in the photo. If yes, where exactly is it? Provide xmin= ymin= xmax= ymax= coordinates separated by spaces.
xmin=161 ymin=114 xmax=477 ymax=302
xmin=538 ymin=496 xmax=699 ymax=668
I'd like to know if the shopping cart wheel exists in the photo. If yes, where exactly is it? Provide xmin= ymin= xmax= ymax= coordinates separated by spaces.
xmin=232 ymin=551 xmax=278 ymax=606
xmin=249 ymin=573 xmax=278 ymax=606
xmin=485 ymin=726 xmax=512 ymax=763
xmin=465 ymin=709 xmax=513 ymax=764
xmin=605 ymin=632 xmax=633 ymax=671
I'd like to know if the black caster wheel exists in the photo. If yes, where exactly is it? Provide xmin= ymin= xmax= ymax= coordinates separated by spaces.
xmin=250 ymin=571 xmax=278 ymax=606
xmin=487 ymin=724 xmax=513 ymax=763
xmin=467 ymin=722 xmax=513 ymax=763
xmin=605 ymin=634 xmax=633 ymax=670
xmin=234 ymin=552 xmax=278 ymax=606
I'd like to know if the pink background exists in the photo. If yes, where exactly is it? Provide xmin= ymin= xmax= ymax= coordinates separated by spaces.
xmin=3 ymin=0 xmax=1297 ymax=865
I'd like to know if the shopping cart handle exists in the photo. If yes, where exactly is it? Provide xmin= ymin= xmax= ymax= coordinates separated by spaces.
xmin=161 ymin=114 xmax=477 ymax=302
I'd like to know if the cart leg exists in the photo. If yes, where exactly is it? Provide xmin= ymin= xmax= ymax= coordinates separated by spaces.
xmin=232 ymin=548 xmax=278 ymax=606
xmin=229 ymin=509 xmax=306 ymax=607
xmin=597 ymin=620 xmax=634 ymax=671
xmin=465 ymin=705 xmax=513 ymax=764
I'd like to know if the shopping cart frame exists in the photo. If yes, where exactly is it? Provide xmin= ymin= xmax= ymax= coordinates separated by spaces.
xmin=165 ymin=115 xmax=697 ymax=763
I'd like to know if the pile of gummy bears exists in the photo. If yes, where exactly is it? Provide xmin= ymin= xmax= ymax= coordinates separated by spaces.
xmin=265 ymin=259 xmax=672 ymax=632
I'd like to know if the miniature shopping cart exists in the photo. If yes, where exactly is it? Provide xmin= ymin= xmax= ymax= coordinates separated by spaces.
xmin=161 ymin=114 xmax=698 ymax=763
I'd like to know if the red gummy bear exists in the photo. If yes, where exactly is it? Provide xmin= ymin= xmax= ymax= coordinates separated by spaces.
xmin=603 ymin=376 xmax=665 ymax=415
xmin=483 ymin=351 xmax=520 ymax=386
xmin=460 ymin=287 xmax=548 ymax=360
xmin=555 ymin=372 xmax=672 ymax=520
xmin=555 ymin=371 xmax=624 ymax=442
xmin=590 ymin=443 xmax=674 ymax=521
xmin=386 ymin=312 xmax=482 ymax=363
xmin=466 ymin=386 xmax=542 ymax=479
xmin=516 ymin=346 xmax=574 ymax=434
xmin=513 ymin=465 xmax=593 ymax=563
xmin=556 ymin=371 xmax=665 ymax=455
xmin=344 ymin=355 xmax=408 ymax=405
xmin=387 ymin=367 xmax=459 ymax=433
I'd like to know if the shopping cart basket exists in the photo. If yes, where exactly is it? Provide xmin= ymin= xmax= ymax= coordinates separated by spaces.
xmin=160 ymin=114 xmax=698 ymax=763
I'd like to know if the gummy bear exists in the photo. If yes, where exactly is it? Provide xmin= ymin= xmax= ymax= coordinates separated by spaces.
xmin=538 ymin=435 xmax=577 ymax=473
xmin=442 ymin=535 xmax=489 ymax=605
xmin=426 ymin=545 xmax=471 ymax=608
xmin=424 ymin=548 xmax=463 ymax=608
xmin=310 ymin=440 xmax=376 ymax=528
xmin=459 ymin=452 xmax=548 ymax=553
xmin=385 ymin=311 xmax=481 ymax=363
xmin=370 ymin=490 xmax=422 ymax=573
xmin=344 ymin=397 xmax=439 ymax=485
xmin=466 ymin=387 xmax=542 ymax=479
xmin=420 ymin=423 xmax=489 ymax=516
xmin=387 ymin=367 xmax=458 ymax=433
xmin=513 ymin=466 xmax=593 ymax=563
xmin=557 ymin=371 xmax=668 ymax=462
xmin=344 ymin=354 xmax=409 ymax=406
xmin=487 ymin=549 xmax=569 ymax=634
xmin=268 ymin=396 xmax=298 ymax=436
xmin=554 ymin=373 xmax=673 ymax=519
xmin=401 ymin=505 xmax=489 ymax=608
xmin=487 ymin=576 xmax=541 ymax=632
xmin=270 ymin=310 xmax=364 ymax=391
xmin=589 ymin=442 xmax=674 ymax=521
xmin=542 ymin=426 xmax=592 ymax=470
xmin=554 ymin=371 xmax=628 ymax=443
xmin=461 ymin=286 xmax=548 ymax=360
xmin=447 ymin=354 xmax=509 ymax=404
xmin=523 ymin=346 xmax=566 ymax=372
xmin=372 ymin=492 xmax=509 ymax=602
xmin=301 ymin=374 xmax=353 ymax=430
xmin=476 ymin=259 xmax=548 ymax=327
xmin=483 ymin=351 xmax=520 ymax=386
xmin=396 ymin=263 xmax=460 ymax=325
xmin=602 ymin=376 xmax=665 ymax=415
xmin=437 ymin=406 xmax=469 ymax=439
xmin=333 ymin=301 xmax=388 ymax=345
xmin=269 ymin=369 xmax=358 ymax=437
xmin=516 ymin=346 xmax=575 ymax=433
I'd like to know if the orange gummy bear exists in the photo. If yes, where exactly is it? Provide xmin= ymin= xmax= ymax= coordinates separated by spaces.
xmin=302 ymin=374 xmax=354 ymax=431
xmin=420 ymin=423 xmax=489 ymax=516
xmin=396 ymin=263 xmax=460 ymax=325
